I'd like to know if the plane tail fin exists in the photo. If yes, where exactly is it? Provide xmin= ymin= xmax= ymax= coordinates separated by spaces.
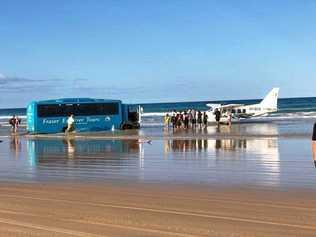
xmin=259 ymin=88 xmax=279 ymax=109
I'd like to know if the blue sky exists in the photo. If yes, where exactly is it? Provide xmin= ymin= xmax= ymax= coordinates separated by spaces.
xmin=0 ymin=0 xmax=316 ymax=108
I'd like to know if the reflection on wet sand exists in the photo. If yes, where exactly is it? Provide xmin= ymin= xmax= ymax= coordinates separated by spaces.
xmin=10 ymin=135 xmax=21 ymax=159
xmin=162 ymin=123 xmax=281 ymax=144
xmin=27 ymin=139 xmax=142 ymax=165
xmin=23 ymin=127 xmax=281 ymax=184
xmin=63 ymin=138 xmax=75 ymax=159
xmin=204 ymin=123 xmax=280 ymax=136
xmin=1 ymin=119 xmax=316 ymax=190
xmin=164 ymin=137 xmax=278 ymax=155
xmin=164 ymin=139 xmax=209 ymax=152
xmin=1 ymin=121 xmax=297 ymax=187
xmin=170 ymin=123 xmax=281 ymax=176
xmin=163 ymin=136 xmax=280 ymax=182
xmin=22 ymin=138 xmax=147 ymax=182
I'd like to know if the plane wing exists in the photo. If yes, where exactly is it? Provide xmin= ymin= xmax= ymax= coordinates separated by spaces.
xmin=206 ymin=103 xmax=244 ymax=109
xmin=206 ymin=103 xmax=221 ymax=108
xmin=219 ymin=104 xmax=244 ymax=109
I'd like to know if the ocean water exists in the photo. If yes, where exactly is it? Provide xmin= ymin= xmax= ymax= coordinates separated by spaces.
xmin=1 ymin=97 xmax=316 ymax=127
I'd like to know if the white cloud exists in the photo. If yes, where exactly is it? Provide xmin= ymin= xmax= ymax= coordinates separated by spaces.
xmin=0 ymin=73 xmax=6 ymax=79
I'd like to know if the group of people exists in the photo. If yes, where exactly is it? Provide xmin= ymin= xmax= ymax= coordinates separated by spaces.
xmin=163 ymin=108 xmax=224 ymax=130
xmin=164 ymin=110 xmax=211 ymax=130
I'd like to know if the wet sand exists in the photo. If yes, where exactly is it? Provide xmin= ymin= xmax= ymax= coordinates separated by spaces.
xmin=1 ymin=119 xmax=315 ymax=139
xmin=0 ymin=182 xmax=316 ymax=236
xmin=0 ymin=122 xmax=316 ymax=236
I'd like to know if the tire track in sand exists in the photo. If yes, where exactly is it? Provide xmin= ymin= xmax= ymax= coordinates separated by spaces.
xmin=0 ymin=217 xmax=105 ymax=237
xmin=0 ymin=194 xmax=316 ymax=232
xmin=0 ymin=210 xmax=201 ymax=237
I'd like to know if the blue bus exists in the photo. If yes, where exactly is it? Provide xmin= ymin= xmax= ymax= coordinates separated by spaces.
xmin=27 ymin=98 xmax=140 ymax=134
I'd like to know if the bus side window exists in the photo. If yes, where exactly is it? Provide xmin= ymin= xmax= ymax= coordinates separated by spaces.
xmin=237 ymin=109 xmax=241 ymax=113
xmin=63 ymin=104 xmax=75 ymax=116
xmin=242 ymin=109 xmax=246 ymax=113
xmin=232 ymin=109 xmax=236 ymax=114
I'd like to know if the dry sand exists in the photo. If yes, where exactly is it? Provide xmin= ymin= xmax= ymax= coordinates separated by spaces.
xmin=0 ymin=182 xmax=315 ymax=237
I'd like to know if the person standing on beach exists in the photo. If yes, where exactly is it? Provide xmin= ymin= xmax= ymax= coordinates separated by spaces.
xmin=191 ymin=110 xmax=196 ymax=129
xmin=9 ymin=115 xmax=20 ymax=133
xmin=179 ymin=111 xmax=184 ymax=128
xmin=203 ymin=112 xmax=208 ymax=128
xmin=175 ymin=112 xmax=179 ymax=129
xmin=313 ymin=123 xmax=316 ymax=167
xmin=171 ymin=112 xmax=176 ymax=130
xmin=184 ymin=111 xmax=189 ymax=129
xmin=227 ymin=112 xmax=232 ymax=126
xmin=164 ymin=113 xmax=171 ymax=129
xmin=197 ymin=111 xmax=203 ymax=129
xmin=188 ymin=110 xmax=193 ymax=128
xmin=66 ymin=114 xmax=75 ymax=133
xmin=214 ymin=109 xmax=221 ymax=127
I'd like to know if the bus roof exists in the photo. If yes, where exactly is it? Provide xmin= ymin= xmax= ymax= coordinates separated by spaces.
xmin=31 ymin=98 xmax=122 ymax=104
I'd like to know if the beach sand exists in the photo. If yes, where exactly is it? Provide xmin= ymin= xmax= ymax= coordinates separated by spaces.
xmin=0 ymin=122 xmax=316 ymax=236
xmin=0 ymin=182 xmax=316 ymax=236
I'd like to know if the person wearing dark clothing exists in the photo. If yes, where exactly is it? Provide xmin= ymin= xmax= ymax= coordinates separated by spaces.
xmin=176 ymin=113 xmax=181 ymax=128
xmin=197 ymin=111 xmax=203 ymax=129
xmin=214 ymin=109 xmax=221 ymax=126
xmin=184 ymin=111 xmax=189 ymax=129
xmin=191 ymin=110 xmax=196 ymax=129
xmin=179 ymin=112 xmax=184 ymax=128
xmin=203 ymin=112 xmax=208 ymax=128
xmin=171 ymin=114 xmax=176 ymax=130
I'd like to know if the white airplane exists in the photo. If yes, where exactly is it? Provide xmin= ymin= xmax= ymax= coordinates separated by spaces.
xmin=206 ymin=88 xmax=279 ymax=123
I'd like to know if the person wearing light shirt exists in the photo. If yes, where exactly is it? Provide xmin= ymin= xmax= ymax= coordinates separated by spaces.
xmin=66 ymin=114 xmax=75 ymax=132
